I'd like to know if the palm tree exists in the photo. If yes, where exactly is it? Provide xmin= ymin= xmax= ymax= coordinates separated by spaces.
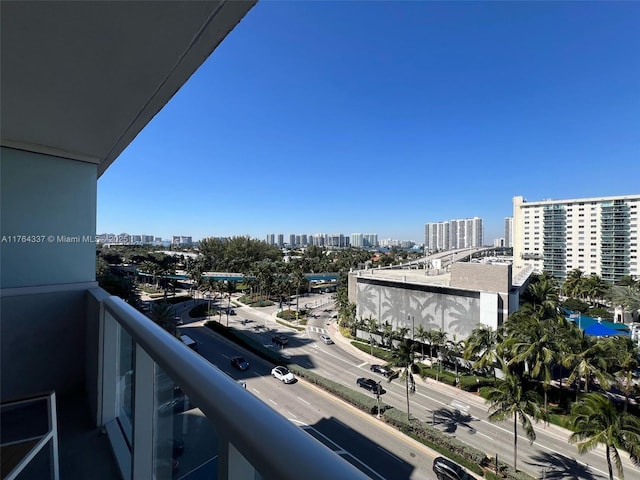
xmin=603 ymin=336 xmax=639 ymax=413
xmin=564 ymin=269 xmax=585 ymax=299
xmin=424 ymin=329 xmax=443 ymax=367
xmin=564 ymin=336 xmax=613 ymax=400
xmin=381 ymin=321 xmax=394 ymax=349
xmin=149 ymin=302 xmax=177 ymax=335
xmin=224 ymin=280 xmax=237 ymax=326
xmin=608 ymin=285 xmax=640 ymax=315
xmin=485 ymin=371 xmax=546 ymax=471
xmin=426 ymin=329 xmax=447 ymax=380
xmin=582 ymin=274 xmax=610 ymax=306
xmin=414 ymin=324 xmax=428 ymax=360
xmin=463 ymin=324 xmax=500 ymax=379
xmin=568 ymin=393 xmax=640 ymax=480
xmin=366 ymin=316 xmax=378 ymax=356
xmin=445 ymin=334 xmax=465 ymax=379
xmin=507 ymin=313 xmax=559 ymax=414
xmin=388 ymin=339 xmax=419 ymax=421
xmin=527 ymin=276 xmax=559 ymax=318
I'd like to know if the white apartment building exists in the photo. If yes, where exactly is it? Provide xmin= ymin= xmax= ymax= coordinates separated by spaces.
xmin=504 ymin=217 xmax=513 ymax=247
xmin=513 ymin=195 xmax=640 ymax=282
xmin=424 ymin=217 xmax=483 ymax=252
xmin=351 ymin=233 xmax=364 ymax=248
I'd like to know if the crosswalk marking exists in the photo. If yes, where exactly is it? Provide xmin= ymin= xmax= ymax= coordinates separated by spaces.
xmin=307 ymin=326 xmax=327 ymax=334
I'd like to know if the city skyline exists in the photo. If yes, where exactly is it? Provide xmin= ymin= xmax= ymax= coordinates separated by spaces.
xmin=97 ymin=2 xmax=640 ymax=244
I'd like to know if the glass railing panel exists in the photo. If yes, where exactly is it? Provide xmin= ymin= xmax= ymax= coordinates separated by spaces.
xmin=117 ymin=325 xmax=135 ymax=445
xmin=153 ymin=365 xmax=219 ymax=480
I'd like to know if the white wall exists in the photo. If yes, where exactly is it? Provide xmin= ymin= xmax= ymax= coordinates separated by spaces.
xmin=0 ymin=147 xmax=97 ymax=288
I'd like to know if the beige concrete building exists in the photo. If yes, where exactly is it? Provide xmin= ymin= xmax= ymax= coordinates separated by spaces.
xmin=513 ymin=195 xmax=640 ymax=282
xmin=349 ymin=261 xmax=520 ymax=340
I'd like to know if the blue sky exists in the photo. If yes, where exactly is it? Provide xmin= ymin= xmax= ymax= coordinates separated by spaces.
xmin=98 ymin=1 xmax=640 ymax=244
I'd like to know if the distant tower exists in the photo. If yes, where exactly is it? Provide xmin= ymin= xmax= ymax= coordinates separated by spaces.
xmin=504 ymin=217 xmax=513 ymax=247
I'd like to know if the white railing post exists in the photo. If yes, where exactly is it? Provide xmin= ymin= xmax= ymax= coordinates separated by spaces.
xmin=132 ymin=345 xmax=154 ymax=479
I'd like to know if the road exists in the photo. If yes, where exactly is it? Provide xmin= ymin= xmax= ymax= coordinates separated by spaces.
xmin=175 ymin=295 xmax=640 ymax=480
xmin=180 ymin=322 xmax=439 ymax=480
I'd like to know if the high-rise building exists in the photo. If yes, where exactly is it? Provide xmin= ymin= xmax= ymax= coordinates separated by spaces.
xmin=513 ymin=195 xmax=640 ymax=282
xmin=277 ymin=234 xmax=284 ymax=247
xmin=289 ymin=234 xmax=296 ymax=246
xmin=424 ymin=218 xmax=483 ymax=251
xmin=351 ymin=233 xmax=364 ymax=248
xmin=504 ymin=217 xmax=513 ymax=248
xmin=266 ymin=233 xmax=275 ymax=245
xmin=363 ymin=234 xmax=378 ymax=248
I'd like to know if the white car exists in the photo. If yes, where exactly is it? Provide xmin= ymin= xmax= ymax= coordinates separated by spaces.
xmin=271 ymin=366 xmax=295 ymax=384
xmin=320 ymin=334 xmax=334 ymax=345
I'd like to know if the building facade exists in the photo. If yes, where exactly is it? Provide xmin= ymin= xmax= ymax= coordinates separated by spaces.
xmin=348 ymin=262 xmax=514 ymax=341
xmin=513 ymin=195 xmax=640 ymax=282
xmin=424 ymin=217 xmax=483 ymax=252
xmin=504 ymin=217 xmax=513 ymax=248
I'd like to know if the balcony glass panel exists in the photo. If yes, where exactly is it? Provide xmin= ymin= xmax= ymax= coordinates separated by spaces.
xmin=154 ymin=365 xmax=219 ymax=479
xmin=117 ymin=326 xmax=135 ymax=444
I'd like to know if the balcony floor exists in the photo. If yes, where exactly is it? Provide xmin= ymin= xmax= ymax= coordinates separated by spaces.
xmin=58 ymin=394 xmax=121 ymax=480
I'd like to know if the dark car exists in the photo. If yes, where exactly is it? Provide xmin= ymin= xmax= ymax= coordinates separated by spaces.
xmin=272 ymin=334 xmax=288 ymax=346
xmin=432 ymin=456 xmax=473 ymax=480
xmin=231 ymin=356 xmax=250 ymax=371
xmin=356 ymin=377 xmax=383 ymax=394
xmin=370 ymin=364 xmax=393 ymax=377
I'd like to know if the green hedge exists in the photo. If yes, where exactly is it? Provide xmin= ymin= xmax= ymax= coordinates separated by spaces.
xmin=238 ymin=295 xmax=274 ymax=307
xmin=419 ymin=366 xmax=494 ymax=392
xmin=350 ymin=341 xmax=395 ymax=361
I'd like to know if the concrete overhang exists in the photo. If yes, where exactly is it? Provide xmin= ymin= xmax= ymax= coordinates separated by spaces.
xmin=1 ymin=0 xmax=256 ymax=176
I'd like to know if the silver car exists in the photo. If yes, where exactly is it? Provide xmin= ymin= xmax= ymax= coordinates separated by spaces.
xmin=319 ymin=334 xmax=333 ymax=345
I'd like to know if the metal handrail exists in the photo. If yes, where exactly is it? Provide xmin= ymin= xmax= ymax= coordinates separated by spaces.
xmin=104 ymin=297 xmax=367 ymax=480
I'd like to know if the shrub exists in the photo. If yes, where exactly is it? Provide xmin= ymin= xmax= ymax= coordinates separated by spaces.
xmin=561 ymin=298 xmax=588 ymax=313
xmin=459 ymin=375 xmax=495 ymax=392
xmin=587 ymin=307 xmax=611 ymax=319
xmin=350 ymin=341 xmax=394 ymax=361
xmin=277 ymin=309 xmax=298 ymax=321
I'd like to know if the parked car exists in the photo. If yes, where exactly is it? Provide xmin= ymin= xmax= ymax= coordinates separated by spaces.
xmin=432 ymin=456 xmax=473 ymax=480
xmin=271 ymin=366 xmax=296 ymax=384
xmin=230 ymin=356 xmax=250 ymax=371
xmin=356 ymin=377 xmax=383 ymax=394
xmin=272 ymin=334 xmax=288 ymax=346
xmin=370 ymin=364 xmax=393 ymax=377
xmin=320 ymin=334 xmax=334 ymax=345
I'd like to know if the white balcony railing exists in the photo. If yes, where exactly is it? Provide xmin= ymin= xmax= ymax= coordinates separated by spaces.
xmin=99 ymin=294 xmax=367 ymax=480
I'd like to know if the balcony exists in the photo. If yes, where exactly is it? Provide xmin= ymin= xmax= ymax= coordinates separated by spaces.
xmin=1 ymin=287 xmax=366 ymax=479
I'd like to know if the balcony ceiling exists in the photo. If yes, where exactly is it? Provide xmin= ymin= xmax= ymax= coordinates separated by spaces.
xmin=1 ymin=0 xmax=255 ymax=176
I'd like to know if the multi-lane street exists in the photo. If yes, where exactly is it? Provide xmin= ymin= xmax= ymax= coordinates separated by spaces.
xmin=174 ymin=294 xmax=640 ymax=480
